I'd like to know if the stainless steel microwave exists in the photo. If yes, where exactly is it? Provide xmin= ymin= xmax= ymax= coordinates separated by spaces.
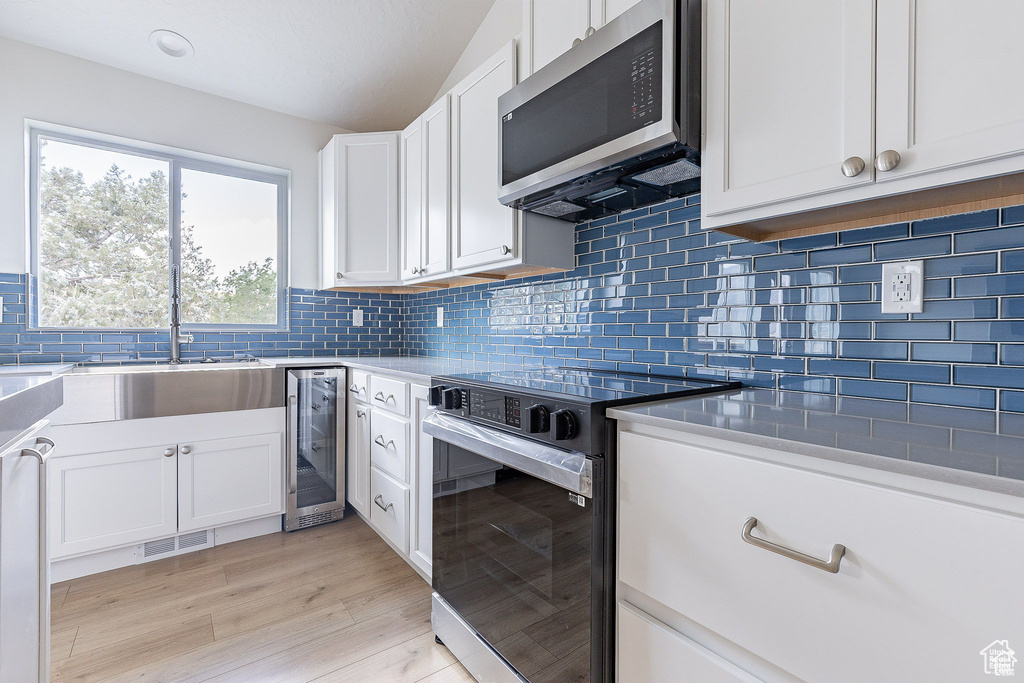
xmin=498 ymin=0 xmax=700 ymax=222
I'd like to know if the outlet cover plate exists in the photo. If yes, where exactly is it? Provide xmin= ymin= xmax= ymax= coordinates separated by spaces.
xmin=436 ymin=306 xmax=444 ymax=327
xmin=352 ymin=308 xmax=364 ymax=327
xmin=881 ymin=260 xmax=924 ymax=314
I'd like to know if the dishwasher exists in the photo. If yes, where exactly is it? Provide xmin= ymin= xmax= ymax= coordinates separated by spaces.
xmin=284 ymin=368 xmax=346 ymax=530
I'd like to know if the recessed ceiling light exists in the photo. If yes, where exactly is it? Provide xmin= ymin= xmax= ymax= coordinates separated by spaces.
xmin=149 ymin=29 xmax=194 ymax=59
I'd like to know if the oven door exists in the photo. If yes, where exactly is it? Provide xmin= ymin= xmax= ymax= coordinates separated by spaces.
xmin=423 ymin=412 xmax=608 ymax=683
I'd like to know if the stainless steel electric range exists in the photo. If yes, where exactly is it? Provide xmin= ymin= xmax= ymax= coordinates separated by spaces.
xmin=421 ymin=367 xmax=740 ymax=682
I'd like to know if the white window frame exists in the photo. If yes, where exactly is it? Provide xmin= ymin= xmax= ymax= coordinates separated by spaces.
xmin=28 ymin=123 xmax=290 ymax=331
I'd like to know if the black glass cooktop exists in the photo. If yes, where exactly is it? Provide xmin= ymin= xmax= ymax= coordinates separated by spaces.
xmin=444 ymin=367 xmax=741 ymax=406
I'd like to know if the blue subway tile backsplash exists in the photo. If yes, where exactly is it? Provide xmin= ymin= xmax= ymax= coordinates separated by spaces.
xmin=3 ymin=192 xmax=1024 ymax=412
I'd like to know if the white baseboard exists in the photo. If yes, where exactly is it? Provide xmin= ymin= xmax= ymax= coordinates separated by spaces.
xmin=52 ymin=515 xmax=283 ymax=583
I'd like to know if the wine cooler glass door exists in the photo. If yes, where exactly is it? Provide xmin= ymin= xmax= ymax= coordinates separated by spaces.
xmin=286 ymin=368 xmax=346 ymax=529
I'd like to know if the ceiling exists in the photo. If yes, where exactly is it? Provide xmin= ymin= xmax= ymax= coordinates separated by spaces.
xmin=0 ymin=0 xmax=494 ymax=131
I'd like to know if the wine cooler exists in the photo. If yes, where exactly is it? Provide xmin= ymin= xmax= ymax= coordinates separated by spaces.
xmin=285 ymin=368 xmax=346 ymax=530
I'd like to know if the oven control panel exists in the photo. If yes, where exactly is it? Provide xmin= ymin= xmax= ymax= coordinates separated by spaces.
xmin=428 ymin=381 xmax=599 ymax=453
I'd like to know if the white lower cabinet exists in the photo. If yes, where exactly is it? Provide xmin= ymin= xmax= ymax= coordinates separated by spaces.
xmin=50 ymin=445 xmax=178 ymax=558
xmin=617 ymin=603 xmax=750 ymax=683
xmin=617 ymin=424 xmax=1024 ymax=682
xmin=177 ymin=433 xmax=283 ymax=532
xmin=347 ymin=370 xmax=433 ymax=580
xmin=369 ymin=466 xmax=410 ymax=554
xmin=346 ymin=398 xmax=371 ymax=517
xmin=48 ymin=409 xmax=285 ymax=565
xmin=408 ymin=384 xmax=433 ymax=576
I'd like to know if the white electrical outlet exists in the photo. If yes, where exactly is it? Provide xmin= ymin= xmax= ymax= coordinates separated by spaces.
xmin=352 ymin=308 xmax=364 ymax=327
xmin=436 ymin=306 xmax=444 ymax=327
xmin=881 ymin=260 xmax=924 ymax=313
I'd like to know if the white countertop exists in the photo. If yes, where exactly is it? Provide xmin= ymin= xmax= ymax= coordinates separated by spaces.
xmin=0 ymin=375 xmax=63 ymax=448
xmin=259 ymin=355 xmax=512 ymax=382
xmin=608 ymin=388 xmax=1024 ymax=498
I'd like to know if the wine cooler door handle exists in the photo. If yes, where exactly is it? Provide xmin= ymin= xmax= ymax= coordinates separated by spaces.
xmin=288 ymin=394 xmax=298 ymax=495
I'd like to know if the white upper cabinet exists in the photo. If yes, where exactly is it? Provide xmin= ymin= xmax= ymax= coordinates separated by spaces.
xmin=451 ymin=41 xmax=520 ymax=271
xmin=401 ymin=96 xmax=451 ymax=282
xmin=875 ymin=0 xmax=1024 ymax=182
xmin=523 ymin=0 xmax=642 ymax=77
xmin=400 ymin=120 xmax=424 ymax=281
xmin=703 ymin=0 xmax=1024 ymax=236
xmin=702 ymin=0 xmax=875 ymax=221
xmin=524 ymin=0 xmax=591 ymax=74
xmin=421 ymin=96 xmax=452 ymax=278
xmin=320 ymin=132 xmax=401 ymax=288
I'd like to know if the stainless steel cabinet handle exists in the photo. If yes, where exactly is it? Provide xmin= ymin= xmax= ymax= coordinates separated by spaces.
xmin=349 ymin=384 xmax=361 ymax=394
xmin=374 ymin=391 xmax=395 ymax=404
xmin=741 ymin=517 xmax=846 ymax=574
xmin=163 ymin=447 xmax=175 ymax=457
xmin=874 ymin=149 xmax=901 ymax=172
xmin=373 ymin=494 xmax=394 ymax=513
xmin=374 ymin=435 xmax=396 ymax=449
xmin=500 ymin=244 xmax=512 ymax=255
xmin=841 ymin=156 xmax=866 ymax=177
xmin=180 ymin=445 xmax=193 ymax=455
xmin=21 ymin=436 xmax=56 ymax=464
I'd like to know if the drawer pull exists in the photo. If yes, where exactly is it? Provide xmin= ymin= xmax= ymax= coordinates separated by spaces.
xmin=373 ymin=494 xmax=394 ymax=513
xmin=741 ymin=517 xmax=846 ymax=574
xmin=374 ymin=435 xmax=396 ymax=450
xmin=374 ymin=391 xmax=396 ymax=404
xmin=349 ymin=384 xmax=361 ymax=394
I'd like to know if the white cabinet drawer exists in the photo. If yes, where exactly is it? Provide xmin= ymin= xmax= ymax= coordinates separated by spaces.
xmin=369 ymin=375 xmax=409 ymax=416
xmin=369 ymin=409 xmax=409 ymax=483
xmin=369 ymin=467 xmax=409 ymax=554
xmin=348 ymin=370 xmax=370 ymax=404
xmin=617 ymin=603 xmax=751 ymax=683
xmin=618 ymin=430 xmax=1024 ymax=683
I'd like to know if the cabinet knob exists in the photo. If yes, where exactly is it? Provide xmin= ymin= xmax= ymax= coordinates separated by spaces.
xmin=840 ymin=156 xmax=866 ymax=178
xmin=585 ymin=26 xmax=596 ymax=37
xmin=356 ymin=409 xmax=366 ymax=418
xmin=163 ymin=447 xmax=175 ymax=457
xmin=336 ymin=272 xmax=344 ymax=279
xmin=500 ymin=245 xmax=512 ymax=255
xmin=180 ymin=445 xmax=192 ymax=455
xmin=572 ymin=37 xmax=582 ymax=46
xmin=874 ymin=149 xmax=902 ymax=172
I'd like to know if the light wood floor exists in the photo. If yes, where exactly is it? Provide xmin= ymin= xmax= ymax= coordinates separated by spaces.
xmin=50 ymin=515 xmax=475 ymax=682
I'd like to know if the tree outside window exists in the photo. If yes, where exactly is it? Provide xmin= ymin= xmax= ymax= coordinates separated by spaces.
xmin=33 ymin=131 xmax=287 ymax=329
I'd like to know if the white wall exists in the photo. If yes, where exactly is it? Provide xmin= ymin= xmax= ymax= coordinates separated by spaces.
xmin=433 ymin=0 xmax=523 ymax=101
xmin=0 ymin=37 xmax=347 ymax=289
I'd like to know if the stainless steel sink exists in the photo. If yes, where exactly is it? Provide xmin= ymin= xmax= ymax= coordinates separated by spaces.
xmin=70 ymin=360 xmax=269 ymax=374
xmin=60 ymin=361 xmax=284 ymax=420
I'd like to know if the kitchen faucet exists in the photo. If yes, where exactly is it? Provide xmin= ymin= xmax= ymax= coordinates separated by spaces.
xmin=168 ymin=264 xmax=193 ymax=364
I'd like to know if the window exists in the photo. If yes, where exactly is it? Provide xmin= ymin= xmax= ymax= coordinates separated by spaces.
xmin=31 ymin=128 xmax=288 ymax=329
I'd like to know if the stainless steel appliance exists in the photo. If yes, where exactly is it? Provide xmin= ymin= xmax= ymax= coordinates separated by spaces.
xmin=498 ymin=0 xmax=701 ymax=223
xmin=423 ymin=368 xmax=739 ymax=682
xmin=285 ymin=368 xmax=346 ymax=530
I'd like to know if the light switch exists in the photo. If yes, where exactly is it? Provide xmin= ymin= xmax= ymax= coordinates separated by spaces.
xmin=881 ymin=261 xmax=924 ymax=314
xmin=436 ymin=306 xmax=444 ymax=328
xmin=352 ymin=308 xmax=364 ymax=327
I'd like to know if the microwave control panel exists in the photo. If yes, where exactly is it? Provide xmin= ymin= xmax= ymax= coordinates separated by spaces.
xmin=630 ymin=39 xmax=659 ymax=123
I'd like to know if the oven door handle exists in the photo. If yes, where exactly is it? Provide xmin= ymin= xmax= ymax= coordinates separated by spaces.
xmin=421 ymin=411 xmax=593 ymax=497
